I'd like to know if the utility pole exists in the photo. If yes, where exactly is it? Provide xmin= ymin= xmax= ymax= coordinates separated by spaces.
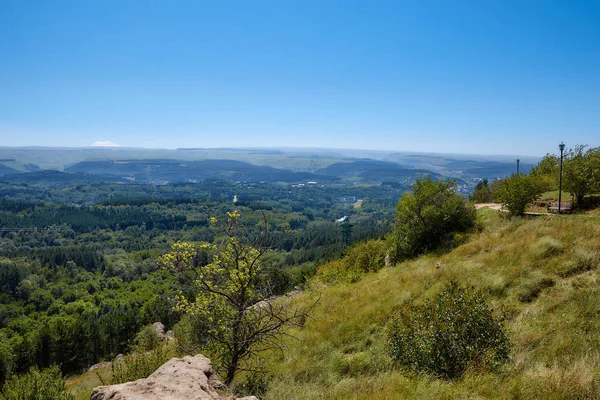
xmin=337 ymin=216 xmax=353 ymax=247
xmin=558 ymin=142 xmax=565 ymax=214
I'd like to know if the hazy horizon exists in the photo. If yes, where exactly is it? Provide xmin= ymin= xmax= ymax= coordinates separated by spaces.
xmin=0 ymin=144 xmax=543 ymax=160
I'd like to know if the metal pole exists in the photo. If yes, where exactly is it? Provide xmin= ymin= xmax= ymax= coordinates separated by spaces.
xmin=516 ymin=159 xmax=520 ymax=174
xmin=558 ymin=142 xmax=565 ymax=214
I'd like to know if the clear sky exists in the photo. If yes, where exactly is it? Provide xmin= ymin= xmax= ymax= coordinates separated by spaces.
xmin=0 ymin=0 xmax=599 ymax=156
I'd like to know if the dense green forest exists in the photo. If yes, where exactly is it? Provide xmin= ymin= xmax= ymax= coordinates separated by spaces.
xmin=0 ymin=178 xmax=398 ymax=387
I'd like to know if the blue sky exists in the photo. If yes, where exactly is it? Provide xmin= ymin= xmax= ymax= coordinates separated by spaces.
xmin=0 ymin=0 xmax=599 ymax=156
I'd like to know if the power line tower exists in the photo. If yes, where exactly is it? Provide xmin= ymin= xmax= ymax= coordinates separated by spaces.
xmin=337 ymin=216 xmax=353 ymax=247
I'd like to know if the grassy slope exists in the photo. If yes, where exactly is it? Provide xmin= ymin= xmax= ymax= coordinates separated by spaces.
xmin=264 ymin=210 xmax=600 ymax=399
xmin=66 ymin=366 xmax=112 ymax=400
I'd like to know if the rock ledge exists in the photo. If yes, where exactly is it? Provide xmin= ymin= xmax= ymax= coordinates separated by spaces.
xmin=90 ymin=354 xmax=257 ymax=400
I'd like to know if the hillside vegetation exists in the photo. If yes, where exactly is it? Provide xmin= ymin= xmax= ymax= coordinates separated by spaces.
xmin=263 ymin=210 xmax=600 ymax=399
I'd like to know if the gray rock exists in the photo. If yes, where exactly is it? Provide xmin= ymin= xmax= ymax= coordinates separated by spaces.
xmin=87 ymin=361 xmax=110 ymax=372
xmin=152 ymin=321 xmax=165 ymax=340
xmin=90 ymin=354 xmax=258 ymax=400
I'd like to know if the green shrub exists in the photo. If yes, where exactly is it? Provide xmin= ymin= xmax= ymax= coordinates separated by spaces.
xmin=494 ymin=174 xmax=542 ymax=216
xmin=390 ymin=177 xmax=476 ymax=261
xmin=318 ymin=240 xmax=387 ymax=284
xmin=471 ymin=179 xmax=493 ymax=203
xmin=172 ymin=313 xmax=211 ymax=356
xmin=387 ymin=282 xmax=510 ymax=379
xmin=111 ymin=345 xmax=172 ymax=385
xmin=346 ymin=240 xmax=387 ymax=273
xmin=0 ymin=366 xmax=72 ymax=400
xmin=133 ymin=324 xmax=162 ymax=352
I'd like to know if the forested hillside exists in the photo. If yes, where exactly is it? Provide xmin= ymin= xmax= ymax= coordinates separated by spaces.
xmin=0 ymin=179 xmax=397 ymax=389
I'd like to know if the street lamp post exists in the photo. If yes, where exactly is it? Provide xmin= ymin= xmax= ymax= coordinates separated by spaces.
xmin=516 ymin=159 xmax=520 ymax=174
xmin=558 ymin=142 xmax=565 ymax=214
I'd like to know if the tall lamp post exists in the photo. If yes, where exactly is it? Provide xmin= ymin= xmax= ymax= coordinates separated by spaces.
xmin=558 ymin=142 xmax=565 ymax=214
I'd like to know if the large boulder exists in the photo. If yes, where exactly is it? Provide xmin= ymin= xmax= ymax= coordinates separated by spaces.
xmin=90 ymin=354 xmax=257 ymax=400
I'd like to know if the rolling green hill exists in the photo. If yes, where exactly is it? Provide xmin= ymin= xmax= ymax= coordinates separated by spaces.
xmin=386 ymin=153 xmax=536 ymax=180
xmin=316 ymin=159 xmax=444 ymax=182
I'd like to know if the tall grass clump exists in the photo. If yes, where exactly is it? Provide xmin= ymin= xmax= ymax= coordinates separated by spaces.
xmin=111 ymin=345 xmax=173 ymax=385
xmin=534 ymin=237 xmax=563 ymax=258
xmin=0 ymin=366 xmax=72 ymax=400
xmin=557 ymin=247 xmax=600 ymax=277
xmin=387 ymin=282 xmax=510 ymax=379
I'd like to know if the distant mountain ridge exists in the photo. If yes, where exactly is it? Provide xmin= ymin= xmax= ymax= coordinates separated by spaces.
xmin=65 ymin=159 xmax=338 ymax=184
xmin=0 ymin=146 xmax=540 ymax=185
xmin=317 ymin=159 xmax=443 ymax=181
xmin=60 ymin=158 xmax=467 ymax=186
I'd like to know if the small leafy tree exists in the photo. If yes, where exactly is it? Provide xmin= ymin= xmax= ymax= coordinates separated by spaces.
xmin=529 ymin=153 xmax=560 ymax=192
xmin=387 ymin=282 xmax=510 ymax=379
xmin=390 ymin=177 xmax=476 ymax=261
xmin=471 ymin=179 xmax=493 ymax=203
xmin=160 ymin=211 xmax=314 ymax=385
xmin=133 ymin=324 xmax=162 ymax=352
xmin=564 ymin=145 xmax=600 ymax=207
xmin=495 ymin=174 xmax=542 ymax=216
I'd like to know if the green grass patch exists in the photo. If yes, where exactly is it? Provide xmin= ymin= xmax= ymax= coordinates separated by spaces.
xmin=261 ymin=213 xmax=600 ymax=399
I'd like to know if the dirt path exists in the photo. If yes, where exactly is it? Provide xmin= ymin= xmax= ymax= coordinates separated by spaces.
xmin=475 ymin=203 xmax=503 ymax=210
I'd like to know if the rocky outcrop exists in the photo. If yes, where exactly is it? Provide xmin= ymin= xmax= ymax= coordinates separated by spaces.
xmin=87 ymin=361 xmax=110 ymax=372
xmin=152 ymin=321 xmax=165 ymax=340
xmin=90 ymin=354 xmax=257 ymax=400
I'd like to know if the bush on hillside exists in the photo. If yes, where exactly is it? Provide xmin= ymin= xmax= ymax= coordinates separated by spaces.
xmin=390 ymin=177 xmax=476 ymax=261
xmin=133 ymin=324 xmax=162 ymax=352
xmin=564 ymin=145 xmax=600 ymax=207
xmin=0 ymin=366 xmax=72 ymax=400
xmin=529 ymin=153 xmax=560 ymax=192
xmin=495 ymin=174 xmax=542 ymax=216
xmin=318 ymin=239 xmax=387 ymax=283
xmin=111 ymin=345 xmax=172 ymax=385
xmin=387 ymin=282 xmax=510 ymax=379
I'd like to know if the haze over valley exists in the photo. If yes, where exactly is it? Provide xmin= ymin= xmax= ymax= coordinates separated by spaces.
xmin=0 ymin=146 xmax=537 ymax=190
